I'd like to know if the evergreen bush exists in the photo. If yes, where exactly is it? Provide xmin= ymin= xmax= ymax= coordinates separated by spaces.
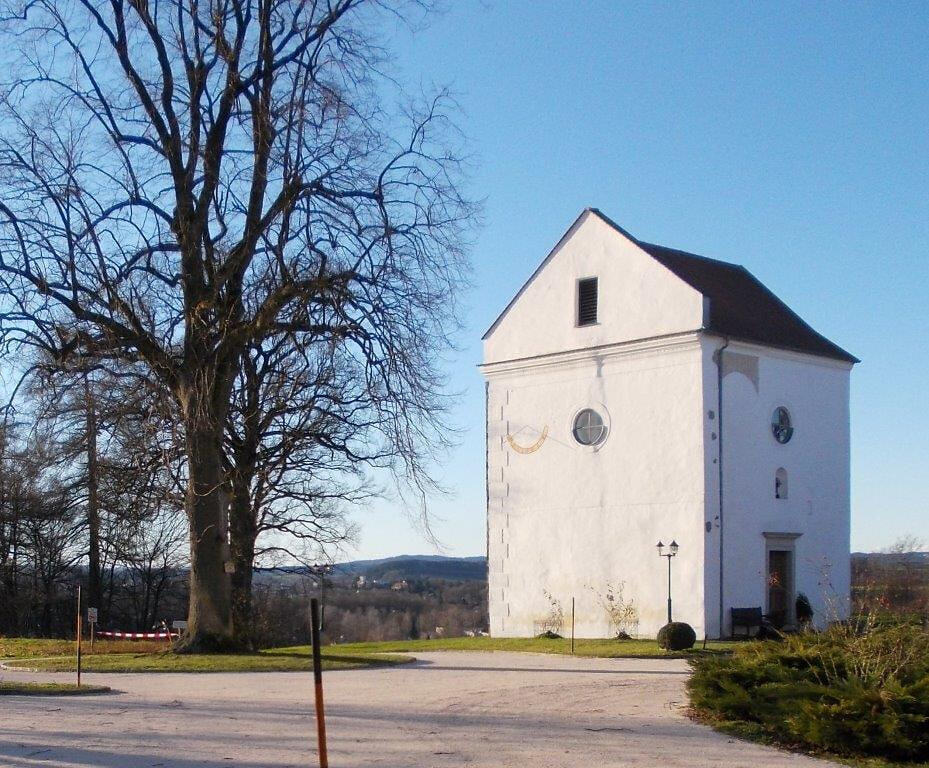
xmin=688 ymin=622 xmax=929 ymax=760
xmin=657 ymin=621 xmax=696 ymax=650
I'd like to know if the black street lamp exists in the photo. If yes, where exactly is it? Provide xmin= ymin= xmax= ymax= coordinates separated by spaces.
xmin=656 ymin=540 xmax=679 ymax=624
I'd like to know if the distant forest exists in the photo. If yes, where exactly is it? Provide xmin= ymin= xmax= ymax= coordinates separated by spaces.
xmin=851 ymin=545 xmax=929 ymax=618
xmin=245 ymin=556 xmax=488 ymax=647
xmin=4 ymin=544 xmax=927 ymax=645
xmin=0 ymin=552 xmax=488 ymax=646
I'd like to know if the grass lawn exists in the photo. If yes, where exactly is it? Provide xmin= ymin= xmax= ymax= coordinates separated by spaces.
xmin=328 ymin=635 xmax=739 ymax=658
xmin=7 ymin=646 xmax=412 ymax=673
xmin=1 ymin=637 xmax=167 ymax=658
xmin=2 ymin=636 xmax=411 ymax=672
xmin=2 ymin=633 xmax=737 ymax=673
xmin=0 ymin=681 xmax=111 ymax=696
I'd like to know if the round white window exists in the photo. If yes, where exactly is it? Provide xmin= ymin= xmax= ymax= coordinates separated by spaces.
xmin=771 ymin=406 xmax=794 ymax=444
xmin=573 ymin=408 xmax=607 ymax=446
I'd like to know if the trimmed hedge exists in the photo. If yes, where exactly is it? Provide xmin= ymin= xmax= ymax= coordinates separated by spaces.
xmin=657 ymin=622 xmax=696 ymax=651
xmin=688 ymin=624 xmax=929 ymax=760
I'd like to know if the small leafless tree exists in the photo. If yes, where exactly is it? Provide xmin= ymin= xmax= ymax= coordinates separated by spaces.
xmin=26 ymin=360 xmax=183 ymax=622
xmin=853 ymin=535 xmax=929 ymax=618
xmin=28 ymin=367 xmax=111 ymax=618
xmin=226 ymin=338 xmax=362 ymax=645
xmin=0 ymin=423 xmax=26 ymax=631
xmin=0 ymin=425 xmax=84 ymax=635
xmin=115 ymin=501 xmax=188 ymax=630
xmin=0 ymin=0 xmax=474 ymax=648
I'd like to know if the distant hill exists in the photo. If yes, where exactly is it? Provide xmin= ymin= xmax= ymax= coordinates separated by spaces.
xmin=852 ymin=551 xmax=929 ymax=564
xmin=339 ymin=555 xmax=487 ymax=582
xmin=254 ymin=554 xmax=487 ymax=584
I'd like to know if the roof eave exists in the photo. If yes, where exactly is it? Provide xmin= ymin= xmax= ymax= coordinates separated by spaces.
xmin=703 ymin=329 xmax=859 ymax=365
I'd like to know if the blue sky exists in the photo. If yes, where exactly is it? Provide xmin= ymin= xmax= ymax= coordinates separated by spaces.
xmin=347 ymin=1 xmax=929 ymax=559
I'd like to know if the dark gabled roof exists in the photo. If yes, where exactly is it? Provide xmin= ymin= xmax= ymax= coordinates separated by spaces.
xmin=638 ymin=241 xmax=858 ymax=363
xmin=590 ymin=209 xmax=858 ymax=363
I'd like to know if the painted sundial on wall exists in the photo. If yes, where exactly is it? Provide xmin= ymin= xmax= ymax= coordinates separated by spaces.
xmin=506 ymin=425 xmax=549 ymax=454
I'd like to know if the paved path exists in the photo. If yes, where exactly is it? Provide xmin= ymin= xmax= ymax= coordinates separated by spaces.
xmin=1 ymin=651 xmax=834 ymax=767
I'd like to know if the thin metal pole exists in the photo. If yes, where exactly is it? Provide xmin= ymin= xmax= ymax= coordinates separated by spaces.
xmin=667 ymin=555 xmax=673 ymax=624
xmin=75 ymin=585 xmax=82 ymax=688
xmin=570 ymin=597 xmax=575 ymax=654
xmin=310 ymin=598 xmax=328 ymax=768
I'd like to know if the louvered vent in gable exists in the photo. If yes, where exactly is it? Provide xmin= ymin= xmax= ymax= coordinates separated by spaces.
xmin=577 ymin=277 xmax=598 ymax=326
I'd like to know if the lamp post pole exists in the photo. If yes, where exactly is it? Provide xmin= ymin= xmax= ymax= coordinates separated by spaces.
xmin=666 ymin=553 xmax=672 ymax=623
xmin=656 ymin=540 xmax=679 ymax=624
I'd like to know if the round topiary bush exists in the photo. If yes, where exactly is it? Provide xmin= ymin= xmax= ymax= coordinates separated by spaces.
xmin=795 ymin=592 xmax=814 ymax=626
xmin=657 ymin=621 xmax=696 ymax=651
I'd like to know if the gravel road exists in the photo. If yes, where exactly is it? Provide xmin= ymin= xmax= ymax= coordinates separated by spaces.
xmin=1 ymin=651 xmax=836 ymax=767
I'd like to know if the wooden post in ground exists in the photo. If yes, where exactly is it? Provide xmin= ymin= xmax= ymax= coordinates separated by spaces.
xmin=310 ymin=598 xmax=328 ymax=768
xmin=75 ymin=585 xmax=82 ymax=688
xmin=571 ymin=597 xmax=575 ymax=654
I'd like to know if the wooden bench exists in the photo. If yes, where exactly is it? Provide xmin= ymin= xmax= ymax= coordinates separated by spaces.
xmin=731 ymin=607 xmax=763 ymax=638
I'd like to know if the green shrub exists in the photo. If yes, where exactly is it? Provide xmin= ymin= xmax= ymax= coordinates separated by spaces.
xmin=657 ymin=622 xmax=696 ymax=651
xmin=795 ymin=592 xmax=813 ymax=625
xmin=688 ymin=622 xmax=929 ymax=760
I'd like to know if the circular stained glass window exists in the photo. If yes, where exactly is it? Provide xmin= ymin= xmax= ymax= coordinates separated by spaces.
xmin=573 ymin=408 xmax=607 ymax=446
xmin=771 ymin=406 xmax=794 ymax=444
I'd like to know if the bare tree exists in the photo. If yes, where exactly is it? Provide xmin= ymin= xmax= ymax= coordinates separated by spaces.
xmin=0 ymin=426 xmax=84 ymax=635
xmin=0 ymin=423 xmax=31 ymax=633
xmin=116 ymin=500 xmax=188 ymax=631
xmin=0 ymin=0 xmax=473 ymax=648
xmin=26 ymin=368 xmax=106 ymax=614
xmin=95 ymin=376 xmax=188 ymax=626
xmin=0 ymin=422 xmax=22 ymax=631
xmin=27 ymin=359 xmax=182 ymax=622
xmin=226 ymin=337 xmax=362 ymax=646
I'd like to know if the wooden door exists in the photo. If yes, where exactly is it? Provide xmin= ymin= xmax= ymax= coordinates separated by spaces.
xmin=767 ymin=549 xmax=793 ymax=628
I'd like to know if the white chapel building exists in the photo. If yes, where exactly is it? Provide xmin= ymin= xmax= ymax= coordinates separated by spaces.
xmin=481 ymin=208 xmax=857 ymax=639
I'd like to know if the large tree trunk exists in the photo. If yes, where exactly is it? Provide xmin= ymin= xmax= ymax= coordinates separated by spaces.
xmin=180 ymin=413 xmax=236 ymax=651
xmin=228 ymin=357 xmax=261 ymax=650
xmin=229 ymin=483 xmax=257 ymax=650
xmin=229 ymin=450 xmax=258 ymax=648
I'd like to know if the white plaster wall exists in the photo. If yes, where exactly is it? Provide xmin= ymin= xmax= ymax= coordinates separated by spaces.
xmin=483 ymin=210 xmax=705 ymax=364
xmin=481 ymin=209 xmax=852 ymax=640
xmin=710 ymin=339 xmax=852 ymax=635
xmin=484 ymin=338 xmax=708 ymax=639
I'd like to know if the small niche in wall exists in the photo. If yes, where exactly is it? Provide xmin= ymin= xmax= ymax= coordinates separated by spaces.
xmin=775 ymin=467 xmax=788 ymax=500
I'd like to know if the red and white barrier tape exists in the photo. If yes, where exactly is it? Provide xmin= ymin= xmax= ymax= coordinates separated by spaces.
xmin=95 ymin=630 xmax=177 ymax=640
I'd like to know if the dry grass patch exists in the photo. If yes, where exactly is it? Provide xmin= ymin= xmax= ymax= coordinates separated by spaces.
xmin=0 ymin=681 xmax=111 ymax=695
xmin=1 ymin=636 xmax=167 ymax=658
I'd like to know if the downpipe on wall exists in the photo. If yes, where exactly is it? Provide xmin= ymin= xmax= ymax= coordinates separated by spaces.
xmin=715 ymin=337 xmax=730 ymax=639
